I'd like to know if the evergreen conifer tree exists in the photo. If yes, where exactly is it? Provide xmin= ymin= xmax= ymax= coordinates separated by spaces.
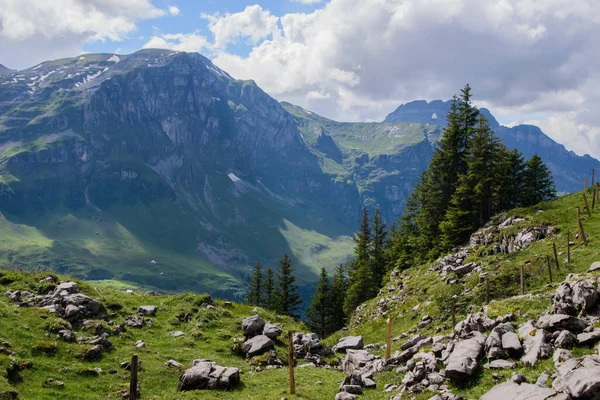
xmin=246 ymin=262 xmax=263 ymax=306
xmin=498 ymin=148 xmax=526 ymax=209
xmin=262 ymin=268 xmax=277 ymax=311
xmin=522 ymin=154 xmax=556 ymax=206
xmin=345 ymin=208 xmax=376 ymax=314
xmin=329 ymin=264 xmax=348 ymax=331
xmin=307 ymin=267 xmax=332 ymax=337
xmin=276 ymin=254 xmax=302 ymax=319
xmin=371 ymin=208 xmax=388 ymax=287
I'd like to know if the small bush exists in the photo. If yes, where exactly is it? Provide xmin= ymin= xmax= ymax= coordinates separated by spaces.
xmin=32 ymin=341 xmax=58 ymax=356
xmin=43 ymin=318 xmax=71 ymax=333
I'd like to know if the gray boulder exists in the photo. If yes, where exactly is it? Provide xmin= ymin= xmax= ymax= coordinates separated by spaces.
xmin=555 ymin=330 xmax=577 ymax=349
xmin=137 ymin=306 xmax=157 ymax=316
xmin=401 ymin=334 xmax=426 ymax=351
xmin=262 ymin=323 xmax=283 ymax=339
xmin=519 ymin=322 xmax=551 ymax=366
xmin=552 ymin=355 xmax=600 ymax=399
xmin=242 ymin=315 xmax=265 ymax=337
xmin=242 ymin=335 xmax=274 ymax=357
xmin=342 ymin=349 xmax=381 ymax=375
xmin=178 ymin=361 xmax=240 ymax=391
xmin=481 ymin=381 xmax=567 ymax=400
xmin=588 ymin=262 xmax=600 ymax=272
xmin=445 ymin=332 xmax=485 ymax=380
xmin=334 ymin=392 xmax=357 ymax=400
xmin=502 ymin=331 xmax=522 ymax=357
xmin=577 ymin=329 xmax=600 ymax=346
xmin=536 ymin=314 xmax=587 ymax=334
xmin=484 ymin=359 xmax=515 ymax=369
xmin=333 ymin=336 xmax=364 ymax=353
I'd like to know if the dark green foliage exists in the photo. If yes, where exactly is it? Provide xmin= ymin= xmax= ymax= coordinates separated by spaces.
xmin=246 ymin=263 xmax=263 ymax=307
xmin=345 ymin=208 xmax=376 ymax=313
xmin=306 ymin=267 xmax=332 ymax=337
xmin=329 ymin=264 xmax=348 ymax=331
xmin=371 ymin=208 xmax=387 ymax=286
xmin=262 ymin=268 xmax=277 ymax=311
xmin=275 ymin=254 xmax=301 ymax=319
xmin=354 ymin=208 xmax=371 ymax=261
xmin=387 ymin=85 xmax=556 ymax=270
xmin=522 ymin=154 xmax=557 ymax=206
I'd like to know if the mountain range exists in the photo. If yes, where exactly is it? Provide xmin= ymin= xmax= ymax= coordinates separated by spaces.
xmin=0 ymin=49 xmax=597 ymax=300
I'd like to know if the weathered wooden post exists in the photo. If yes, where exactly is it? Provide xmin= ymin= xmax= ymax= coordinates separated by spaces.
xmin=585 ymin=177 xmax=588 ymax=191
xmin=552 ymin=240 xmax=560 ymax=270
xmin=385 ymin=317 xmax=394 ymax=360
xmin=520 ymin=265 xmax=525 ymax=296
xmin=584 ymin=190 xmax=592 ymax=218
xmin=287 ymin=331 xmax=296 ymax=395
xmin=546 ymin=256 xmax=553 ymax=284
xmin=593 ymin=169 xmax=596 ymax=187
xmin=451 ymin=302 xmax=456 ymax=329
xmin=577 ymin=208 xmax=588 ymax=246
xmin=567 ymin=230 xmax=571 ymax=264
xmin=130 ymin=354 xmax=138 ymax=400
xmin=485 ymin=277 xmax=490 ymax=305
xmin=593 ymin=187 xmax=597 ymax=210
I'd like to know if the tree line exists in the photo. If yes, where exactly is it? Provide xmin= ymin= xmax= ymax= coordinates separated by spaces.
xmin=247 ymin=85 xmax=556 ymax=337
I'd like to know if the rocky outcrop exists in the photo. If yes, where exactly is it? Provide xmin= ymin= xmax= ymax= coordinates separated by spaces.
xmin=445 ymin=332 xmax=485 ymax=380
xmin=481 ymin=381 xmax=567 ymax=400
xmin=333 ymin=336 xmax=364 ymax=353
xmin=178 ymin=361 xmax=240 ymax=391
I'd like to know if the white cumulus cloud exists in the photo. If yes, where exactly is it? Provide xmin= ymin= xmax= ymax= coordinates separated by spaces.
xmin=0 ymin=0 xmax=165 ymax=68
xmin=143 ymin=32 xmax=209 ymax=53
xmin=201 ymin=5 xmax=279 ymax=49
xmin=169 ymin=6 xmax=180 ymax=16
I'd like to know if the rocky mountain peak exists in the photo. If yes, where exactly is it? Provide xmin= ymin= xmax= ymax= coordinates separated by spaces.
xmin=384 ymin=99 xmax=500 ymax=129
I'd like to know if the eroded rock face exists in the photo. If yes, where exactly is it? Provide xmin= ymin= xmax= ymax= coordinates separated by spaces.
xmin=178 ymin=361 xmax=240 ymax=391
xmin=551 ymin=279 xmax=600 ymax=316
xmin=519 ymin=321 xmax=552 ymax=366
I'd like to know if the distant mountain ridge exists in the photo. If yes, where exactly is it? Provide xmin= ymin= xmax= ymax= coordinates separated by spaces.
xmin=0 ymin=50 xmax=596 ymax=298
xmin=385 ymin=100 xmax=600 ymax=193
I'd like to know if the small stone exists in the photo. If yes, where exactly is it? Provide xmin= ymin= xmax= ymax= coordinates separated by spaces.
xmin=170 ymin=331 xmax=185 ymax=338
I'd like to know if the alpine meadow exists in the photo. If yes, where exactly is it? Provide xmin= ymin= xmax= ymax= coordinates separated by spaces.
xmin=1 ymin=1 xmax=600 ymax=399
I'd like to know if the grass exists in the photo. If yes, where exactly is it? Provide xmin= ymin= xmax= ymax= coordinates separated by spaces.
xmin=0 ymin=269 xmax=348 ymax=399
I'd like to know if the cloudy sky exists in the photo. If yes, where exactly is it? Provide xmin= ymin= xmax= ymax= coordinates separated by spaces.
xmin=1 ymin=0 xmax=599 ymax=157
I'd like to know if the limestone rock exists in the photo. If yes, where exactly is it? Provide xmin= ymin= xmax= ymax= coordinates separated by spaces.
xmin=333 ymin=336 xmax=364 ymax=353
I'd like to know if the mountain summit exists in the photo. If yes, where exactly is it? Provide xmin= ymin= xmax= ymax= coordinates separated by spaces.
xmin=385 ymin=100 xmax=599 ymax=193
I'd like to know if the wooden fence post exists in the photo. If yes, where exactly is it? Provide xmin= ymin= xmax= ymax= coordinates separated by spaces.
xmin=287 ymin=331 xmax=295 ymax=395
xmin=130 ymin=354 xmax=138 ymax=400
xmin=577 ymin=208 xmax=588 ymax=246
xmin=584 ymin=190 xmax=592 ymax=218
xmin=593 ymin=169 xmax=596 ymax=187
xmin=567 ymin=230 xmax=571 ymax=264
xmin=552 ymin=240 xmax=560 ymax=270
xmin=546 ymin=256 xmax=553 ymax=284
xmin=593 ymin=186 xmax=597 ymax=210
xmin=485 ymin=277 xmax=490 ymax=305
xmin=385 ymin=318 xmax=394 ymax=360
xmin=451 ymin=302 xmax=456 ymax=329
xmin=585 ymin=177 xmax=588 ymax=191
xmin=520 ymin=265 xmax=525 ymax=296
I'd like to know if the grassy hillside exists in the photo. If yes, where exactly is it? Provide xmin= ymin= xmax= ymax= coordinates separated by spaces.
xmin=331 ymin=188 xmax=600 ymax=398
xmin=0 ymin=270 xmax=350 ymax=399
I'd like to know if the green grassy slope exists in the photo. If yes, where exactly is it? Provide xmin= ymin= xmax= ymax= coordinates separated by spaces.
xmin=0 ymin=270 xmax=348 ymax=399
xmin=327 ymin=189 xmax=600 ymax=399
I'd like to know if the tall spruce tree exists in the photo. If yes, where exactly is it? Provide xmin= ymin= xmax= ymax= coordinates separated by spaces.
xmin=276 ymin=254 xmax=302 ymax=319
xmin=329 ymin=264 xmax=348 ymax=331
xmin=307 ymin=267 xmax=332 ymax=337
xmin=371 ymin=208 xmax=388 ymax=287
xmin=246 ymin=262 xmax=263 ymax=306
xmin=498 ymin=148 xmax=526 ymax=210
xmin=345 ymin=208 xmax=376 ymax=314
xmin=412 ymin=85 xmax=479 ymax=259
xmin=262 ymin=268 xmax=277 ymax=311
xmin=522 ymin=154 xmax=556 ymax=206
xmin=441 ymin=116 xmax=506 ymax=249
